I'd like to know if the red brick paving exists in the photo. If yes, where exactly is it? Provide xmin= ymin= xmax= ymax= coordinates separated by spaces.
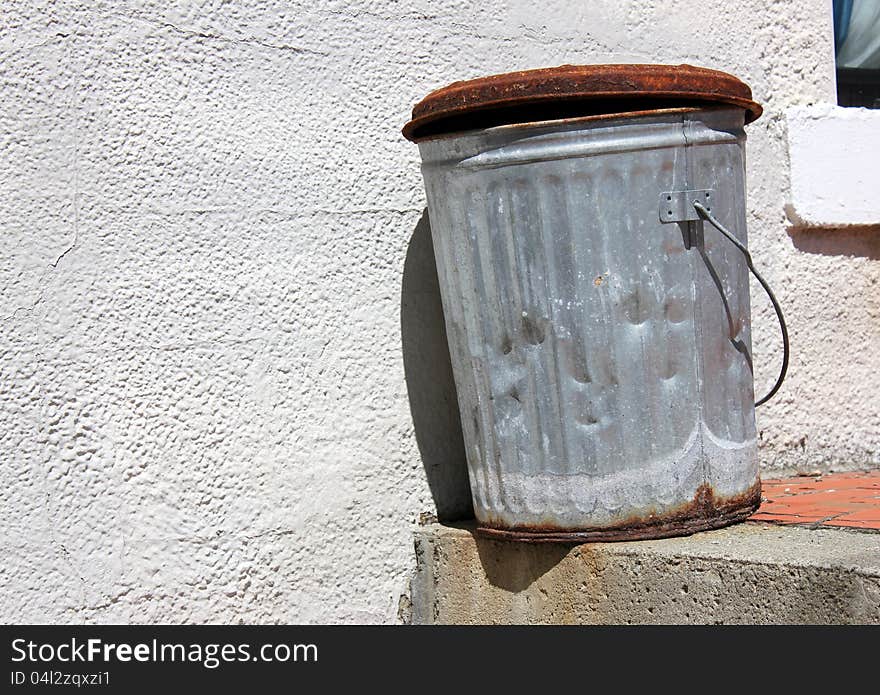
xmin=750 ymin=471 xmax=880 ymax=530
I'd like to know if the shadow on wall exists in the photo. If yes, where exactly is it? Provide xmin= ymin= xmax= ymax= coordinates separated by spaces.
xmin=401 ymin=210 xmax=474 ymax=522
xmin=789 ymin=227 xmax=880 ymax=259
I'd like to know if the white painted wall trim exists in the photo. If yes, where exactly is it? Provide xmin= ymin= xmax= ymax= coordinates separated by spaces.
xmin=785 ymin=104 xmax=880 ymax=229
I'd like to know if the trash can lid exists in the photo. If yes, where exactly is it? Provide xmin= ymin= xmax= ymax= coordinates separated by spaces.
xmin=403 ymin=63 xmax=762 ymax=142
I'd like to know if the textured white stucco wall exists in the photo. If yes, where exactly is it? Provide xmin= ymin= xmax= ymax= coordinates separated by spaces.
xmin=2 ymin=0 xmax=877 ymax=624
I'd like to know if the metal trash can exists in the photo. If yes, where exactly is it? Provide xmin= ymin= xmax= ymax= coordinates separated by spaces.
xmin=403 ymin=64 xmax=787 ymax=542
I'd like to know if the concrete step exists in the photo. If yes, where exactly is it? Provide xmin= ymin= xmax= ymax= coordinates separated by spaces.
xmin=412 ymin=488 xmax=880 ymax=624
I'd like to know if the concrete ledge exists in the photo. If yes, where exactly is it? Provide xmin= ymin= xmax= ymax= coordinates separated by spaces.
xmin=412 ymin=521 xmax=880 ymax=624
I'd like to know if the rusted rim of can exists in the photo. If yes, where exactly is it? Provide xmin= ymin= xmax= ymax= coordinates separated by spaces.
xmin=403 ymin=63 xmax=762 ymax=142
xmin=475 ymin=505 xmax=757 ymax=544
xmin=474 ymin=480 xmax=762 ymax=544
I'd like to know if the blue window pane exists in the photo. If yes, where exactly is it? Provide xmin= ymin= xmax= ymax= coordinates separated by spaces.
xmin=834 ymin=0 xmax=880 ymax=107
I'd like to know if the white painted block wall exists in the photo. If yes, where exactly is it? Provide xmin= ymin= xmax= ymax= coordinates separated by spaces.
xmin=786 ymin=104 xmax=880 ymax=228
xmin=2 ymin=0 xmax=878 ymax=623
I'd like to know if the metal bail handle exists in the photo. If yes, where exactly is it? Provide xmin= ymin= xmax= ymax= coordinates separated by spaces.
xmin=659 ymin=190 xmax=789 ymax=407
xmin=691 ymin=200 xmax=789 ymax=407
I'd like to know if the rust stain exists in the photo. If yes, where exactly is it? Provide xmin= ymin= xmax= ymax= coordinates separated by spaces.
xmin=403 ymin=63 xmax=762 ymax=142
xmin=475 ymin=479 xmax=762 ymax=544
xmin=593 ymin=275 xmax=604 ymax=286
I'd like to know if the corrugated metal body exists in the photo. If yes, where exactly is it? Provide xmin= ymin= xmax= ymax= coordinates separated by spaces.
xmin=418 ymin=108 xmax=759 ymax=539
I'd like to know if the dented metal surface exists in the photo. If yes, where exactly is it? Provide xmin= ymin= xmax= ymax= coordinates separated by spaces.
xmin=416 ymin=104 xmax=760 ymax=541
xmin=403 ymin=63 xmax=762 ymax=141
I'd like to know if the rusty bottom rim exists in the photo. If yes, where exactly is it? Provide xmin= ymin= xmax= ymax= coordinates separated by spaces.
xmin=475 ymin=482 xmax=761 ymax=544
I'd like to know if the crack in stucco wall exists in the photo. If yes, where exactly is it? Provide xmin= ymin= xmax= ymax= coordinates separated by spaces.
xmin=2 ymin=31 xmax=80 ymax=322
xmin=111 ymin=13 xmax=330 ymax=57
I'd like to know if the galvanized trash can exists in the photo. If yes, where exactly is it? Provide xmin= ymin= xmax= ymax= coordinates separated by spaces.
xmin=403 ymin=64 xmax=787 ymax=542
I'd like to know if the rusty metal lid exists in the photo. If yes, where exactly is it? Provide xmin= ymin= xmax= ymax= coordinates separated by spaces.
xmin=403 ymin=63 xmax=762 ymax=142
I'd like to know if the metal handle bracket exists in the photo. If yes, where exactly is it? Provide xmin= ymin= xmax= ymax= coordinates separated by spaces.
xmin=660 ymin=189 xmax=714 ymax=222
